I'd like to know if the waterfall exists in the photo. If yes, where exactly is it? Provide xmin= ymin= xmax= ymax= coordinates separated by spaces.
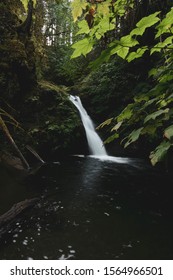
xmin=69 ymin=95 xmax=107 ymax=156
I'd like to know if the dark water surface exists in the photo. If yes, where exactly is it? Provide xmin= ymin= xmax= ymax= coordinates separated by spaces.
xmin=0 ymin=156 xmax=173 ymax=260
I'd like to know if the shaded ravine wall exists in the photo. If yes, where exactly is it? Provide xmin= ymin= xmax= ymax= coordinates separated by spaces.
xmin=0 ymin=0 xmax=84 ymax=166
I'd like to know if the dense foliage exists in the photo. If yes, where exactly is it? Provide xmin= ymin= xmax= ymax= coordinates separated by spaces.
xmin=0 ymin=0 xmax=84 ymax=165
xmin=70 ymin=0 xmax=173 ymax=165
xmin=1 ymin=0 xmax=173 ymax=167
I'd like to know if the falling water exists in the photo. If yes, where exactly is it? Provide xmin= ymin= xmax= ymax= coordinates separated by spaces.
xmin=69 ymin=95 xmax=107 ymax=156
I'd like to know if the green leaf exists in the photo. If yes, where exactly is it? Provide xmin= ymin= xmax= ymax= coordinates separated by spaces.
xmin=164 ymin=125 xmax=173 ymax=140
xmin=117 ymin=104 xmax=133 ymax=122
xmin=99 ymin=17 xmax=115 ymax=34
xmin=110 ymin=35 xmax=138 ymax=59
xmin=110 ymin=44 xmax=129 ymax=59
xmin=120 ymin=35 xmax=139 ymax=47
xmin=150 ymin=141 xmax=171 ymax=166
xmin=155 ymin=8 xmax=173 ymax=38
xmin=20 ymin=0 xmax=28 ymax=11
xmin=159 ymin=75 xmax=173 ymax=83
xmin=134 ymin=94 xmax=149 ymax=102
xmin=143 ymin=97 xmax=159 ymax=109
xmin=130 ymin=11 xmax=160 ymax=37
xmin=104 ymin=133 xmax=119 ymax=144
xmin=77 ymin=20 xmax=90 ymax=35
xmin=148 ymin=68 xmax=157 ymax=77
xmin=71 ymin=38 xmax=93 ymax=58
xmin=20 ymin=0 xmax=37 ymax=11
xmin=124 ymin=127 xmax=144 ymax=148
xmin=142 ymin=125 xmax=157 ymax=135
xmin=97 ymin=118 xmax=113 ymax=129
xmin=117 ymin=47 xmax=129 ymax=59
xmin=127 ymin=47 xmax=148 ymax=62
xmin=71 ymin=0 xmax=88 ymax=22
xmin=144 ymin=108 xmax=169 ymax=124
xmin=89 ymin=47 xmax=112 ymax=69
xmin=111 ymin=121 xmax=123 ymax=132
xmin=151 ymin=36 xmax=173 ymax=55
xmin=97 ymin=1 xmax=111 ymax=16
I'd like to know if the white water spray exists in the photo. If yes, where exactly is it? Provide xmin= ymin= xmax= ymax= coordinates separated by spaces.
xmin=69 ymin=95 xmax=107 ymax=156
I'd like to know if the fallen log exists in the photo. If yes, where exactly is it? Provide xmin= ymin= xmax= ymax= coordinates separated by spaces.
xmin=0 ymin=198 xmax=39 ymax=237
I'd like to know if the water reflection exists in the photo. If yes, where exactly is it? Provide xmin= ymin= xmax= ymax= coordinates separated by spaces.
xmin=0 ymin=156 xmax=173 ymax=259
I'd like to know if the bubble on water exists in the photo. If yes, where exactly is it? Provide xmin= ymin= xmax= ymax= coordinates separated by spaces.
xmin=13 ymin=240 xmax=16 ymax=243
xmin=23 ymin=240 xmax=28 ymax=246
xmin=123 ymin=243 xmax=132 ymax=248
xmin=43 ymin=256 xmax=48 ymax=259
xmin=59 ymin=254 xmax=74 ymax=260
xmin=104 ymin=212 xmax=110 ymax=216
xmin=70 ymin=250 xmax=75 ymax=254
xmin=73 ymin=221 xmax=79 ymax=226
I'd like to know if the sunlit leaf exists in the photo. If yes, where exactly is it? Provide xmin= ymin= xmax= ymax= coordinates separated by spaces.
xmin=120 ymin=35 xmax=139 ymax=47
xmin=155 ymin=8 xmax=173 ymax=38
xmin=77 ymin=20 xmax=90 ymax=35
xmin=164 ymin=125 xmax=173 ymax=140
xmin=20 ymin=0 xmax=37 ymax=11
xmin=99 ymin=17 xmax=115 ymax=34
xmin=71 ymin=0 xmax=87 ymax=22
xmin=117 ymin=47 xmax=129 ymax=59
xmin=127 ymin=47 xmax=148 ymax=62
xmin=151 ymin=36 xmax=173 ymax=55
xmin=97 ymin=1 xmax=110 ymax=16
xmin=131 ymin=11 xmax=160 ymax=37
xmin=71 ymin=38 xmax=93 ymax=58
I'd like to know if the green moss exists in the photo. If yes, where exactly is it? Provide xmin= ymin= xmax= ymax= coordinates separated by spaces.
xmin=38 ymin=80 xmax=69 ymax=96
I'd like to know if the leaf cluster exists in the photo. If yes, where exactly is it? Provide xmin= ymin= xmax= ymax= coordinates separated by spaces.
xmin=71 ymin=0 xmax=173 ymax=165
xmin=100 ymin=58 xmax=173 ymax=165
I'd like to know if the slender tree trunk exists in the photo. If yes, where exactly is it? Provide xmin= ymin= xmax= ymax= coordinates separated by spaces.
xmin=0 ymin=116 xmax=30 ymax=169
